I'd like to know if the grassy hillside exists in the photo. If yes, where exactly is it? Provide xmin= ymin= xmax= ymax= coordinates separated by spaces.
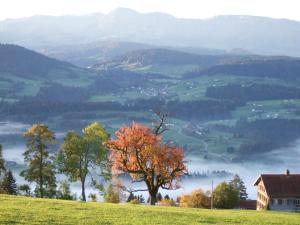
xmin=0 ymin=195 xmax=300 ymax=225
xmin=0 ymin=44 xmax=95 ymax=101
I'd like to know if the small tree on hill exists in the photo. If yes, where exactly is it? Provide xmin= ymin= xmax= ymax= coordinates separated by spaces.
xmin=56 ymin=180 xmax=73 ymax=200
xmin=229 ymin=174 xmax=248 ymax=200
xmin=18 ymin=184 xmax=31 ymax=196
xmin=104 ymin=184 xmax=120 ymax=203
xmin=20 ymin=124 xmax=56 ymax=198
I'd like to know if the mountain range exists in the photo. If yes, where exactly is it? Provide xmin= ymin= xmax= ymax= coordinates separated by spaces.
xmin=1 ymin=8 xmax=300 ymax=56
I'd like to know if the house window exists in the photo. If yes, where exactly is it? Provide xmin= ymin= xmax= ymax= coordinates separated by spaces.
xmin=295 ymin=199 xmax=300 ymax=206
xmin=278 ymin=199 xmax=283 ymax=205
xmin=287 ymin=199 xmax=292 ymax=205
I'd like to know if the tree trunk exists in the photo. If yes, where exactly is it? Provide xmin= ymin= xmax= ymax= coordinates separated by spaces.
xmin=81 ymin=179 xmax=86 ymax=201
xmin=149 ymin=191 xmax=157 ymax=205
xmin=40 ymin=182 xmax=44 ymax=198
xmin=39 ymin=148 xmax=44 ymax=198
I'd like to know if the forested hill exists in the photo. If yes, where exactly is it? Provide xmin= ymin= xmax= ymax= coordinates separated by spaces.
xmin=91 ymin=48 xmax=261 ymax=73
xmin=185 ymin=57 xmax=300 ymax=80
xmin=35 ymin=41 xmax=155 ymax=68
xmin=0 ymin=44 xmax=85 ymax=79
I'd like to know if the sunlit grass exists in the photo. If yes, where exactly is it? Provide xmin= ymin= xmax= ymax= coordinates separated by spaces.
xmin=0 ymin=195 xmax=299 ymax=225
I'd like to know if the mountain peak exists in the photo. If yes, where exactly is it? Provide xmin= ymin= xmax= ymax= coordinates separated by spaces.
xmin=108 ymin=8 xmax=139 ymax=16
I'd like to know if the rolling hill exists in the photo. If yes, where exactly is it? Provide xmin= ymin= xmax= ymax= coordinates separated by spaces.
xmin=91 ymin=48 xmax=261 ymax=78
xmin=33 ymin=41 xmax=229 ymax=68
xmin=0 ymin=44 xmax=95 ymax=100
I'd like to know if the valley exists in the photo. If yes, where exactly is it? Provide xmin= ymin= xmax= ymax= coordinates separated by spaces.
xmin=1 ymin=42 xmax=300 ymax=199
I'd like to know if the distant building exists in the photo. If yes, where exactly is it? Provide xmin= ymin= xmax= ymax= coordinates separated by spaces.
xmin=236 ymin=200 xmax=257 ymax=210
xmin=254 ymin=170 xmax=300 ymax=211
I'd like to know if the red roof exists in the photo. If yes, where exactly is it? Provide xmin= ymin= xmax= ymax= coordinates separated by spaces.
xmin=254 ymin=174 xmax=300 ymax=198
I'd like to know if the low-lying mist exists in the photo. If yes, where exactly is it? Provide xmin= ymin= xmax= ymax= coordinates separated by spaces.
xmin=1 ymin=121 xmax=300 ymax=200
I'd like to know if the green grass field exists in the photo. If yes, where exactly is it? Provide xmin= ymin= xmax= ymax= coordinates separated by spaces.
xmin=0 ymin=195 xmax=299 ymax=225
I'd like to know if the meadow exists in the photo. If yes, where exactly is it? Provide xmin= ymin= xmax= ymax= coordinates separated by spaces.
xmin=0 ymin=195 xmax=300 ymax=225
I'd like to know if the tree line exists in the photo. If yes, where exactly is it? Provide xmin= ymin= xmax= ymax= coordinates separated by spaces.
xmin=0 ymin=115 xmax=248 ymax=208
xmin=0 ymin=97 xmax=242 ymax=123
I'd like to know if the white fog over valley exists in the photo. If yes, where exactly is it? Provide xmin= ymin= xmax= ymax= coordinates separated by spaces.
xmin=2 ymin=121 xmax=299 ymax=200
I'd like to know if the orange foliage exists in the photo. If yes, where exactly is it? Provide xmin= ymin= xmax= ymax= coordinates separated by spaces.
xmin=106 ymin=122 xmax=187 ymax=202
xmin=179 ymin=189 xmax=210 ymax=208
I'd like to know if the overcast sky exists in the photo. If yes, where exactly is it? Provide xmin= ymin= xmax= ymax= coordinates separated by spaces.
xmin=0 ymin=0 xmax=300 ymax=21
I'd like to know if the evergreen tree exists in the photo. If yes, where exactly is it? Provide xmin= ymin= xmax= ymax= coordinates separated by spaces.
xmin=164 ymin=194 xmax=170 ymax=200
xmin=20 ymin=124 xmax=57 ymax=198
xmin=229 ymin=174 xmax=248 ymax=200
xmin=0 ymin=145 xmax=6 ymax=177
xmin=1 ymin=170 xmax=17 ymax=195
xmin=157 ymin=192 xmax=163 ymax=201
xmin=127 ymin=192 xmax=135 ymax=202
xmin=138 ymin=194 xmax=145 ymax=203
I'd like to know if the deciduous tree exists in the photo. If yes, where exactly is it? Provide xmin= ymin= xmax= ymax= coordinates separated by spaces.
xmin=107 ymin=122 xmax=187 ymax=205
xmin=213 ymin=182 xmax=239 ymax=209
xmin=57 ymin=122 xmax=109 ymax=201
xmin=20 ymin=124 xmax=56 ymax=198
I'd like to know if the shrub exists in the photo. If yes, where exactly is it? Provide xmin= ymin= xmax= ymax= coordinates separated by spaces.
xmin=159 ymin=198 xmax=176 ymax=206
xmin=179 ymin=189 xmax=210 ymax=208
xmin=89 ymin=193 xmax=97 ymax=202
xmin=104 ymin=184 xmax=120 ymax=203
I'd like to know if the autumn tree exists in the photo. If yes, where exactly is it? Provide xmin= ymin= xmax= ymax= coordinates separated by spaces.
xmin=107 ymin=122 xmax=187 ymax=205
xmin=20 ymin=124 xmax=56 ymax=198
xmin=229 ymin=174 xmax=248 ymax=200
xmin=57 ymin=122 xmax=109 ymax=201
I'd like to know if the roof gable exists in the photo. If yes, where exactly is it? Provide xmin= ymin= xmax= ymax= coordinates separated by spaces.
xmin=254 ymin=174 xmax=300 ymax=198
